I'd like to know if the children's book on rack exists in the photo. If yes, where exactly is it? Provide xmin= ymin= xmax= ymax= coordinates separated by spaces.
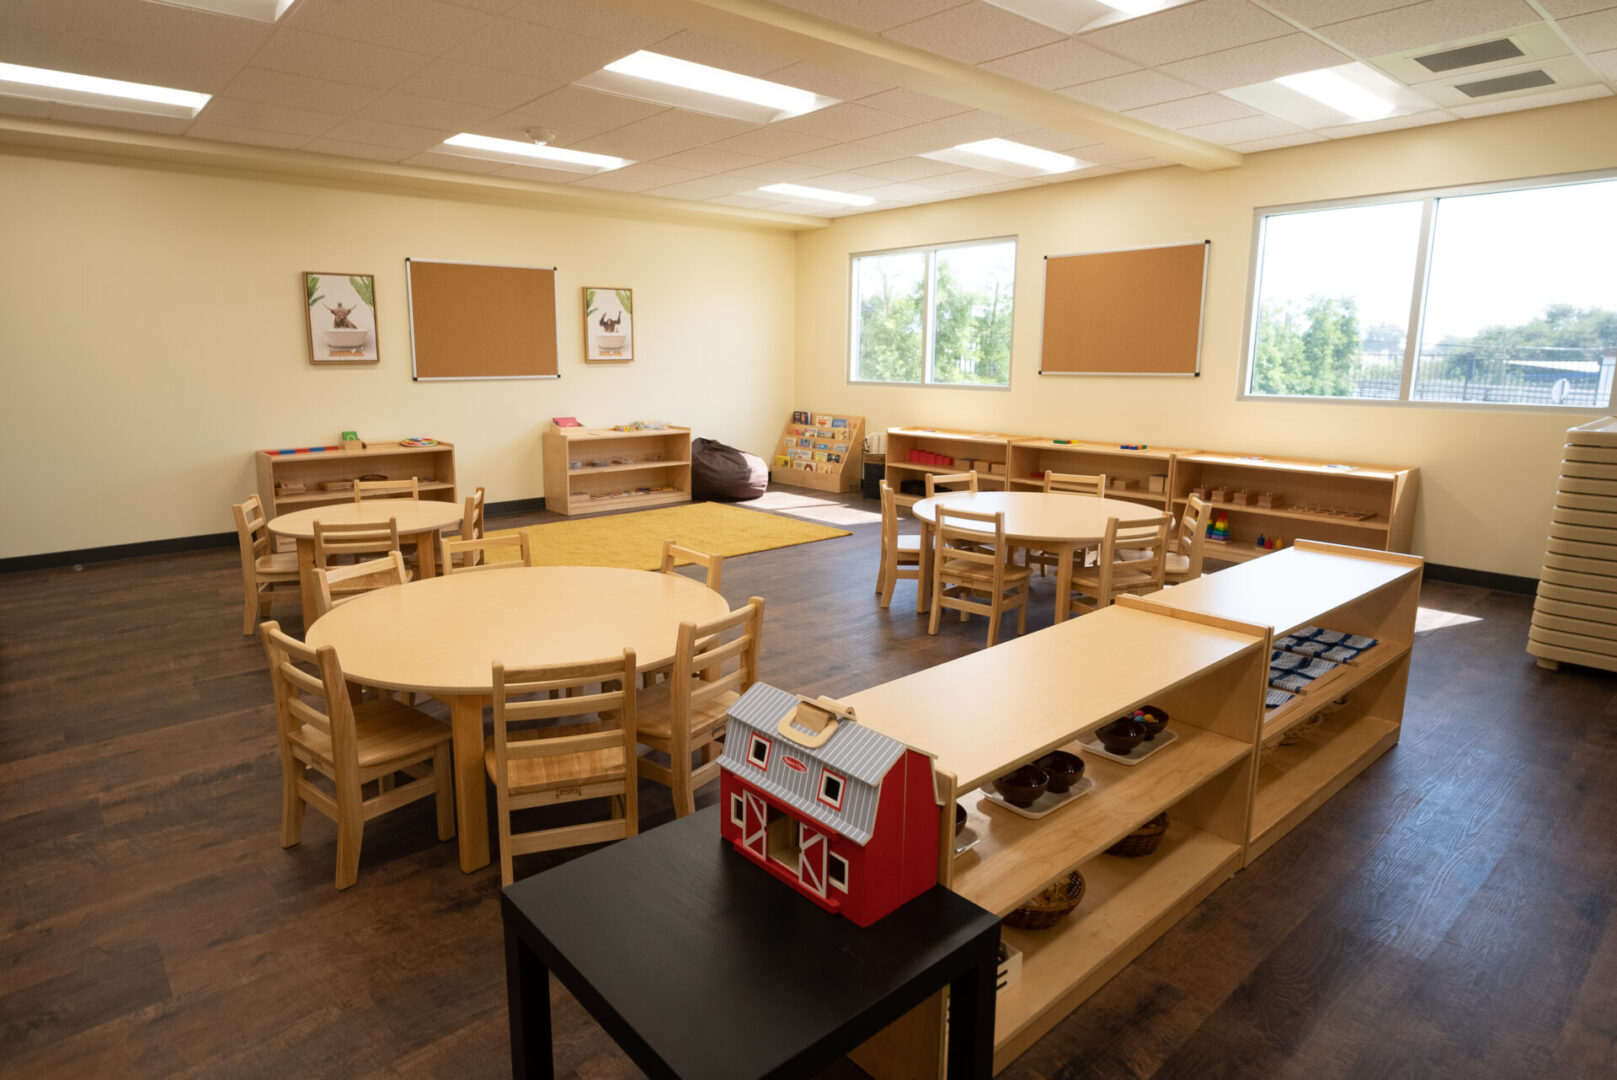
xmin=773 ymin=410 xmax=864 ymax=492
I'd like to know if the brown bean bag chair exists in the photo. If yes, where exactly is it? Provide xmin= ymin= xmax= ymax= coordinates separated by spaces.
xmin=691 ymin=437 xmax=768 ymax=501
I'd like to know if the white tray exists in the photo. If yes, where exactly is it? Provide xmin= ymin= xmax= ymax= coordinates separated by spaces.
xmin=1075 ymin=727 xmax=1179 ymax=766
xmin=953 ymin=824 xmax=981 ymax=856
xmin=980 ymin=775 xmax=1096 ymax=818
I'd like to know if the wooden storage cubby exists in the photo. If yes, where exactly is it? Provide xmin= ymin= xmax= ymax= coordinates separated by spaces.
xmin=1004 ymin=439 xmax=1195 ymax=507
xmin=773 ymin=411 xmax=864 ymax=493
xmin=1172 ymin=452 xmax=1418 ymax=562
xmin=255 ymin=441 xmax=457 ymax=519
xmin=848 ymin=601 xmax=1269 ymax=1072
xmin=884 ymin=428 xmax=1025 ymax=506
xmin=541 ymin=425 xmax=692 ymax=516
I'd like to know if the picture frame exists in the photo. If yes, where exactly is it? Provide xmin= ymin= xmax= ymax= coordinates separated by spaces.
xmin=584 ymin=286 xmax=634 ymax=363
xmin=305 ymin=272 xmax=378 ymax=365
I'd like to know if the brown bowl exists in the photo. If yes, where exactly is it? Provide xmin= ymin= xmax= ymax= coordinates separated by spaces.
xmin=954 ymin=803 xmax=967 ymax=836
xmin=993 ymin=765 xmax=1049 ymax=808
xmin=1097 ymin=718 xmax=1147 ymax=756
xmin=1035 ymin=750 xmax=1085 ymax=793
xmin=1133 ymin=705 xmax=1170 ymax=741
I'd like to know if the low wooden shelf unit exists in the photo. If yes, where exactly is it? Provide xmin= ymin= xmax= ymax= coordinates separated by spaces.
xmin=884 ymin=428 xmax=1029 ymax=505
xmin=541 ymin=425 xmax=692 ymax=516
xmin=255 ymin=441 xmax=457 ymax=520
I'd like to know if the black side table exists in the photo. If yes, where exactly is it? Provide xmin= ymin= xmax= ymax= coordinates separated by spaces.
xmin=501 ymin=805 xmax=1000 ymax=1079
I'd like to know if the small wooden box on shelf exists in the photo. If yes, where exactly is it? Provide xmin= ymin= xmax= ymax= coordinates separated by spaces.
xmin=541 ymin=424 xmax=692 ymax=517
xmin=1173 ymin=452 xmax=1417 ymax=562
xmin=773 ymin=411 xmax=864 ymax=493
xmin=255 ymin=440 xmax=457 ymax=519
xmin=1005 ymin=439 xmax=1196 ymax=507
xmin=884 ymin=427 xmax=1026 ymax=506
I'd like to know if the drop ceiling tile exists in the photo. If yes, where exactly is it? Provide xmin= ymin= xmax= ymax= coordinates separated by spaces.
xmin=1448 ymin=81 xmax=1611 ymax=117
xmin=609 ymin=110 xmax=759 ymax=148
xmin=783 ymin=142 xmax=901 ymax=170
xmin=767 ymin=61 xmax=891 ymax=101
xmin=502 ymin=0 xmax=678 ymax=47
xmin=303 ymin=137 xmax=417 ymax=162
xmin=703 ymin=192 xmax=784 ymax=209
xmin=1561 ymin=8 xmax=1617 ymax=50
xmin=940 ymin=109 xmax=1038 ymax=137
xmin=856 ymin=88 xmax=970 ymax=121
xmin=442 ymin=0 xmax=522 ymax=11
xmin=253 ymin=28 xmax=429 ymax=90
xmin=979 ymin=38 xmax=1140 ymax=90
xmin=321 ymin=115 xmax=454 ymax=150
xmin=188 ymin=121 xmax=313 ymax=149
xmin=445 ymin=18 xmax=622 ymax=82
xmin=569 ymin=128 xmax=690 ymax=160
xmin=642 ymin=174 xmax=760 ymax=199
xmin=199 ymin=97 xmax=343 ymax=136
xmin=569 ymin=161 xmax=707 ymax=191
xmin=855 ymin=181 xmax=950 ymax=202
xmin=1589 ymin=48 xmax=1617 ymax=81
xmin=1313 ymin=0 xmax=1540 ymax=57
xmin=1226 ymin=131 xmax=1327 ymax=152
xmin=356 ymin=92 xmax=497 ymax=130
xmin=653 ymin=146 xmax=769 ymax=172
xmin=1178 ymin=114 xmax=1308 ymax=144
xmin=1157 ymin=34 xmax=1355 ymax=92
xmin=509 ymin=86 xmax=667 ymax=136
xmin=1316 ymin=108 xmax=1453 ymax=138
xmin=0 ymin=0 xmax=74 ymax=33
xmin=1060 ymin=70 xmax=1204 ymax=111
xmin=1007 ymin=128 xmax=1101 ymax=153
xmin=883 ymin=2 xmax=1066 ymax=65
xmin=853 ymin=156 xmax=968 ymax=181
xmin=1125 ymin=93 xmax=1258 ymax=129
xmin=1077 ymin=0 xmax=1294 ymax=67
xmin=1115 ymin=157 xmax=1172 ymax=172
xmin=286 ymin=0 xmax=491 ymax=54
xmin=651 ymin=30 xmax=798 ymax=76
xmin=1029 ymin=164 xmax=1119 ymax=183
xmin=773 ymin=102 xmax=916 ymax=141
xmin=1071 ymin=141 xmax=1165 ymax=165
xmin=916 ymin=168 xmax=1017 ymax=191
xmin=69 ymin=0 xmax=273 ymax=63
xmin=491 ymin=161 xmax=596 ymax=183
xmin=393 ymin=60 xmax=554 ymax=110
xmin=22 ymin=33 xmax=240 ymax=92
xmin=853 ymin=120 xmax=974 ymax=155
xmin=46 ymin=101 xmax=192 ymax=135
xmin=724 ymin=160 xmax=836 ymax=182
xmin=802 ymin=171 xmax=889 ymax=191
xmin=0 ymin=22 xmax=63 ymax=69
xmin=222 ymin=68 xmax=381 ymax=115
xmin=1261 ymin=1 xmax=1408 ymax=25
xmin=1539 ymin=0 xmax=1617 ymax=16
xmin=705 ymin=126 xmax=838 ymax=157
xmin=770 ymin=0 xmax=964 ymax=34
xmin=403 ymin=148 xmax=505 ymax=172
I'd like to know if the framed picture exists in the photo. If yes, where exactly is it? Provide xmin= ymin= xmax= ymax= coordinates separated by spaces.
xmin=305 ymin=272 xmax=378 ymax=365
xmin=584 ymin=286 xmax=633 ymax=362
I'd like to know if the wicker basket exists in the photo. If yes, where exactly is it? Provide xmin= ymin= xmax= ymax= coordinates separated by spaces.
xmin=1003 ymin=870 xmax=1086 ymax=930
xmin=1106 ymin=812 xmax=1169 ymax=858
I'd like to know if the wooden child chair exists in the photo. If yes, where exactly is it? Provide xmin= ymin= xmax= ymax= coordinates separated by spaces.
xmin=876 ymin=480 xmax=923 ymax=611
xmin=1064 ymin=514 xmax=1170 ymax=616
xmin=442 ymin=533 xmax=532 ymax=573
xmin=929 ymin=506 xmax=1030 ymax=647
xmin=659 ymin=539 xmax=723 ymax=592
xmin=233 ymin=494 xmax=299 ymax=635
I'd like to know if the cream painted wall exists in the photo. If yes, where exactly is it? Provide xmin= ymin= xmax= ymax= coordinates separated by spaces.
xmin=0 ymin=151 xmax=797 ymax=558
xmin=795 ymin=97 xmax=1617 ymax=580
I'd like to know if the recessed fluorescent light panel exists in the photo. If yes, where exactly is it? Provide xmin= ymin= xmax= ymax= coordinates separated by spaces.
xmin=576 ymin=51 xmax=836 ymax=124
xmin=982 ymin=0 xmax=1195 ymax=34
xmin=439 ymin=133 xmax=629 ymax=173
xmin=758 ymin=183 xmax=875 ymax=207
xmin=143 ymin=0 xmax=295 ymax=22
xmin=1223 ymin=63 xmax=1432 ymax=128
xmin=921 ymin=139 xmax=1091 ymax=179
xmin=0 ymin=62 xmax=210 ymax=118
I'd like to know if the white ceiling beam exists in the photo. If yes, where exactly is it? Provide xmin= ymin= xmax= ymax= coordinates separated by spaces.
xmin=589 ymin=0 xmax=1243 ymax=170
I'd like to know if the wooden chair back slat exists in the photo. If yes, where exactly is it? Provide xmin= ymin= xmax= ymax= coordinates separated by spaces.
xmin=1044 ymin=471 xmax=1107 ymax=496
xmin=354 ymin=477 xmax=419 ymax=503
xmin=935 ymin=506 xmax=1005 ymax=569
xmin=261 ymin=621 xmax=355 ymax=751
xmin=443 ymin=533 xmax=532 ymax=573
xmin=505 ymin=728 xmax=625 ymax=760
xmin=311 ymin=551 xmax=409 ymax=619
xmin=312 ymin=518 xmax=400 ymax=566
xmin=501 ymin=687 xmax=627 ymax=723
xmin=660 ymin=539 xmax=723 ymax=592
xmin=925 ymin=470 xmax=979 ymax=497
xmin=462 ymin=486 xmax=486 ymax=541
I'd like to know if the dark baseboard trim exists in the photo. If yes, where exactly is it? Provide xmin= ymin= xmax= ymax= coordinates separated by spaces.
xmin=2 ymin=496 xmax=550 ymax=574
xmin=1425 ymin=563 xmax=1537 ymax=595
xmin=1 ymin=532 xmax=237 ymax=574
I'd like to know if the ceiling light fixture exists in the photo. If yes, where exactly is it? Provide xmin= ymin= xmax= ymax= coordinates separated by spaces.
xmin=438 ymin=132 xmax=629 ymax=173
xmin=921 ymin=138 xmax=1091 ymax=179
xmin=982 ymin=0 xmax=1190 ymax=34
xmin=0 ymin=61 xmax=210 ymax=118
xmin=1275 ymin=69 xmax=1397 ymax=121
xmin=758 ymin=183 xmax=876 ymax=207
xmin=575 ymin=51 xmax=837 ymax=124
xmin=1222 ymin=63 xmax=1427 ymax=128
xmin=142 ymin=0 xmax=296 ymax=22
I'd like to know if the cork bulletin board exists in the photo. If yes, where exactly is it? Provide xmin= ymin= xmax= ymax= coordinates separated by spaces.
xmin=405 ymin=259 xmax=559 ymax=380
xmin=1039 ymin=240 xmax=1209 ymax=376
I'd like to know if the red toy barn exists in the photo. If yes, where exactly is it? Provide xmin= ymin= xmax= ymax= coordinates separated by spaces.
xmin=717 ymin=683 xmax=941 ymax=927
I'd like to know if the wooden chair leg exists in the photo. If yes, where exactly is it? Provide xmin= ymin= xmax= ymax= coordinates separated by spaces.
xmin=433 ymin=743 xmax=456 ymax=842
xmin=986 ymin=603 xmax=1001 ymax=648
xmin=495 ymin=783 xmax=515 ymax=888
xmin=243 ymin=590 xmax=259 ymax=636
xmin=879 ymin=555 xmax=899 ymax=609
xmin=928 ymin=591 xmax=943 ymax=636
xmin=334 ymin=779 xmax=364 ymax=892
xmin=1017 ymin=584 xmax=1029 ymax=636
xmin=280 ymin=766 xmax=305 ymax=848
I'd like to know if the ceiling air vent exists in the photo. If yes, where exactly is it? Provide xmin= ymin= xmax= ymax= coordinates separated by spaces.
xmin=1414 ymin=37 xmax=1524 ymax=74
xmin=1455 ymin=69 xmax=1556 ymax=98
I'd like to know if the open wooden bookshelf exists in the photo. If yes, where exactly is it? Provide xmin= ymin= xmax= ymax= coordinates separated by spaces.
xmin=541 ymin=425 xmax=691 ymax=516
xmin=773 ymin=410 xmax=864 ymax=492
xmin=255 ymin=441 xmax=456 ymax=520
xmin=1004 ymin=439 xmax=1195 ymax=508
xmin=883 ymin=428 xmax=1028 ymax=505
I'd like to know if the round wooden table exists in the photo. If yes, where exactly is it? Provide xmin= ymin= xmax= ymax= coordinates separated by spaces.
xmin=911 ymin=491 xmax=1168 ymax=624
xmin=268 ymin=500 xmax=464 ymax=621
xmin=306 ymin=566 xmax=732 ymax=872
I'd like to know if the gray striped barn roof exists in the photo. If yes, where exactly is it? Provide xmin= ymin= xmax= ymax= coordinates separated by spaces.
xmin=720 ymin=683 xmax=910 ymax=846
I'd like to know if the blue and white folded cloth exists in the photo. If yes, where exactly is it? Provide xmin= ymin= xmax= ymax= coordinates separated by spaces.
xmin=1273 ymin=626 xmax=1378 ymax=663
xmin=1268 ymin=650 xmax=1339 ymax=693
xmin=1265 ymin=687 xmax=1297 ymax=709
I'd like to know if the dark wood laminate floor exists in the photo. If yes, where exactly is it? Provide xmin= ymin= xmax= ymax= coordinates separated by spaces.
xmin=1 ymin=486 xmax=1612 ymax=1079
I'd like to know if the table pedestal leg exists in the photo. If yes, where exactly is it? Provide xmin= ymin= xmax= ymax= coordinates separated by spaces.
xmin=448 ymin=694 xmax=491 ymax=872
xmin=1053 ymin=541 xmax=1077 ymax=623
xmin=414 ymin=527 xmax=440 ymax=579
xmin=295 ymin=537 xmax=319 ymax=628
xmin=505 ymin=922 xmax=554 ymax=1080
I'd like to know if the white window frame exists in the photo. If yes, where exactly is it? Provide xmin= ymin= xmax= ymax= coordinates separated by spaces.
xmin=747 ymin=732 xmax=771 ymax=770
xmin=730 ymin=793 xmax=745 ymax=827
xmin=848 ymin=236 xmax=1019 ymax=391
xmin=828 ymin=852 xmax=849 ymax=893
xmin=1239 ymin=168 xmax=1617 ymax=413
xmin=817 ymin=767 xmax=845 ymax=811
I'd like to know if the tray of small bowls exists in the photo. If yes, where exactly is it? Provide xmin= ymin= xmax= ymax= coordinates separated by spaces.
xmin=1076 ymin=706 xmax=1175 ymax=766
xmin=981 ymin=751 xmax=1096 ymax=818
xmin=953 ymin=803 xmax=981 ymax=856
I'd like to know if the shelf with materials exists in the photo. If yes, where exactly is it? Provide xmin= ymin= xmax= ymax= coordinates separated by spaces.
xmin=255 ymin=441 xmax=457 ymax=520
xmin=541 ymin=425 xmax=692 ymax=517
xmin=1005 ymin=439 xmax=1193 ymax=508
xmin=883 ymin=427 xmax=1025 ymax=505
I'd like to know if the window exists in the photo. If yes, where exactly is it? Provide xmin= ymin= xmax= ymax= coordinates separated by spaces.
xmin=747 ymin=732 xmax=771 ymax=770
xmin=730 ymin=793 xmax=744 ymax=827
xmin=1245 ymin=174 xmax=1617 ymax=408
xmin=817 ymin=768 xmax=845 ymax=810
xmin=828 ymin=852 xmax=849 ymax=892
xmin=850 ymin=238 xmax=1016 ymax=387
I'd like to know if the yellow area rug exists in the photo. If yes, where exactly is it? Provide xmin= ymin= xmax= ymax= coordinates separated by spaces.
xmin=486 ymin=502 xmax=850 ymax=570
